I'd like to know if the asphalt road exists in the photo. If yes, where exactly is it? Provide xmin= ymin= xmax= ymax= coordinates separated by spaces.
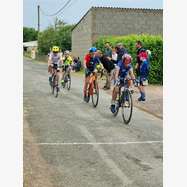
xmin=23 ymin=58 xmax=163 ymax=187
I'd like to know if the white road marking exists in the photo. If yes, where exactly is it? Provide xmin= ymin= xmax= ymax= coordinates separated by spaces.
xmin=37 ymin=141 xmax=162 ymax=145
xmin=77 ymin=125 xmax=132 ymax=186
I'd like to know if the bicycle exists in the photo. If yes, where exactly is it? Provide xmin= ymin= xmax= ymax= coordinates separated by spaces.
xmin=61 ymin=65 xmax=71 ymax=91
xmin=113 ymin=78 xmax=134 ymax=124
xmin=85 ymin=72 xmax=99 ymax=107
xmin=50 ymin=64 xmax=60 ymax=98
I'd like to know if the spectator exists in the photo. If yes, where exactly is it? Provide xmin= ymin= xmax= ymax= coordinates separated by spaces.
xmin=103 ymin=42 xmax=113 ymax=89
xmin=135 ymin=41 xmax=150 ymax=101
xmin=111 ymin=47 xmax=118 ymax=64
xmin=116 ymin=43 xmax=128 ymax=62
xmin=95 ymin=50 xmax=115 ymax=90
xmin=72 ymin=56 xmax=81 ymax=72
xmin=104 ymin=42 xmax=112 ymax=59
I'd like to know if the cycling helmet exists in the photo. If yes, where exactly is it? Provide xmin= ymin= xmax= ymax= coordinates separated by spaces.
xmin=52 ymin=46 xmax=60 ymax=53
xmin=122 ymin=54 xmax=132 ymax=64
xmin=64 ymin=50 xmax=70 ymax=55
xmin=89 ymin=47 xmax=97 ymax=53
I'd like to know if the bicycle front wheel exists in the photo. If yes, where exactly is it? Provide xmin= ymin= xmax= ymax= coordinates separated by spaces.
xmin=66 ymin=74 xmax=71 ymax=91
xmin=121 ymin=89 xmax=133 ymax=124
xmin=91 ymin=81 xmax=99 ymax=107
xmin=51 ymin=75 xmax=55 ymax=95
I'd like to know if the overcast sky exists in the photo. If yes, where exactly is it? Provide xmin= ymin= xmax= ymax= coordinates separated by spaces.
xmin=23 ymin=0 xmax=163 ymax=30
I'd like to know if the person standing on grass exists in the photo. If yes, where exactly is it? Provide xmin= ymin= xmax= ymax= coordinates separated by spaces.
xmin=135 ymin=41 xmax=150 ymax=101
xmin=95 ymin=50 xmax=115 ymax=90
xmin=111 ymin=47 xmax=118 ymax=64
xmin=103 ymin=42 xmax=113 ymax=90
xmin=116 ymin=43 xmax=128 ymax=62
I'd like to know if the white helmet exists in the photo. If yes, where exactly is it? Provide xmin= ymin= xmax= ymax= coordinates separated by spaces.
xmin=122 ymin=53 xmax=132 ymax=60
xmin=64 ymin=50 xmax=70 ymax=55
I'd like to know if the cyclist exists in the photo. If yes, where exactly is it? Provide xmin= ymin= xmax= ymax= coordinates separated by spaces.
xmin=48 ymin=46 xmax=63 ymax=90
xmin=61 ymin=50 xmax=73 ymax=86
xmin=83 ymin=47 xmax=99 ymax=102
xmin=110 ymin=54 xmax=136 ymax=113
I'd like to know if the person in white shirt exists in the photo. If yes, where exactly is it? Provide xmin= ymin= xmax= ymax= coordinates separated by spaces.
xmin=112 ymin=47 xmax=118 ymax=64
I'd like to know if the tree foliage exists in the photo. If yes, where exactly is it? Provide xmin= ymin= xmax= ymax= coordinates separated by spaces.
xmin=38 ymin=24 xmax=74 ymax=55
xmin=23 ymin=27 xmax=38 ymax=42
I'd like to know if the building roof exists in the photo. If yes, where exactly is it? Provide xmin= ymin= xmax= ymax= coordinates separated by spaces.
xmin=23 ymin=41 xmax=38 ymax=47
xmin=72 ymin=6 xmax=163 ymax=31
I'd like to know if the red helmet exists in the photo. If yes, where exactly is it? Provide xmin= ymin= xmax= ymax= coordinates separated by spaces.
xmin=122 ymin=54 xmax=132 ymax=64
xmin=138 ymin=50 xmax=148 ymax=60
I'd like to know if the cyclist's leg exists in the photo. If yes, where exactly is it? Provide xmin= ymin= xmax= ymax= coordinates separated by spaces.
xmin=110 ymin=85 xmax=119 ymax=112
xmin=83 ymin=73 xmax=90 ymax=99
xmin=112 ymin=86 xmax=119 ymax=101
xmin=61 ymin=68 xmax=65 ymax=84
xmin=48 ymin=65 xmax=53 ymax=83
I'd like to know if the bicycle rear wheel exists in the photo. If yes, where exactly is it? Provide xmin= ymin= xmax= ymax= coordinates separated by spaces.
xmin=91 ymin=81 xmax=99 ymax=107
xmin=121 ymin=89 xmax=133 ymax=124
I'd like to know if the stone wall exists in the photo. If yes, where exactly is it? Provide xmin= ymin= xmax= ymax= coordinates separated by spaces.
xmin=72 ymin=10 xmax=93 ymax=60
xmin=72 ymin=7 xmax=163 ymax=60
xmin=92 ymin=7 xmax=163 ymax=43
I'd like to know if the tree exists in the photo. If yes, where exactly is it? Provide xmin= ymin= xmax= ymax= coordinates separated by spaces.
xmin=38 ymin=24 xmax=74 ymax=55
xmin=54 ymin=17 xmax=67 ymax=30
xmin=23 ymin=27 xmax=38 ymax=42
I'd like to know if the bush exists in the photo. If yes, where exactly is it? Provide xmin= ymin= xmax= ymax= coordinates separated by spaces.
xmin=38 ymin=25 xmax=74 ymax=55
xmin=94 ymin=34 xmax=163 ymax=85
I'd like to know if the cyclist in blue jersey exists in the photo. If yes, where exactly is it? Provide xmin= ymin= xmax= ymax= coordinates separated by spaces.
xmin=110 ymin=54 xmax=136 ymax=113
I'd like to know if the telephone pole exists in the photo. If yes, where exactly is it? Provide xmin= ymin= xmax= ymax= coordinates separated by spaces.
xmin=37 ymin=5 xmax=40 ymax=32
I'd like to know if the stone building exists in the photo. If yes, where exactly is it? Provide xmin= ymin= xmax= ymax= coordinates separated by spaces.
xmin=72 ymin=7 xmax=163 ymax=60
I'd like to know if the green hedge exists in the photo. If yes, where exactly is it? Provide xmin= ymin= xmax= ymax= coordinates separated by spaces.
xmin=94 ymin=34 xmax=163 ymax=85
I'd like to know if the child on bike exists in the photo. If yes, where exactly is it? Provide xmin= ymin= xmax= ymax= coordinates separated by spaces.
xmin=48 ymin=46 xmax=63 ymax=90
xmin=110 ymin=54 xmax=136 ymax=113
xmin=61 ymin=50 xmax=73 ymax=86
xmin=83 ymin=47 xmax=98 ymax=102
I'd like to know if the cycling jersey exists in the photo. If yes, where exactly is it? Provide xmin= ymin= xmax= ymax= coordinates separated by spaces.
xmin=49 ymin=53 xmax=62 ymax=65
xmin=117 ymin=60 xmax=133 ymax=82
xmin=84 ymin=54 xmax=98 ymax=72
xmin=63 ymin=56 xmax=73 ymax=66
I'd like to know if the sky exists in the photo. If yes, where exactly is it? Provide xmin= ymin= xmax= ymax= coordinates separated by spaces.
xmin=23 ymin=0 xmax=163 ymax=30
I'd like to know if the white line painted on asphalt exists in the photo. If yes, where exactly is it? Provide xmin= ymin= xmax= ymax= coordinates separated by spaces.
xmin=37 ymin=141 xmax=163 ymax=145
xmin=77 ymin=125 xmax=133 ymax=186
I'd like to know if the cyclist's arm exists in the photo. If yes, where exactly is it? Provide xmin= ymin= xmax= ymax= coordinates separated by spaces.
xmin=48 ymin=56 xmax=52 ymax=67
xmin=84 ymin=60 xmax=88 ymax=69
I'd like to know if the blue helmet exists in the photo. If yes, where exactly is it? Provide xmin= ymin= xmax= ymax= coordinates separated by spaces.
xmin=89 ymin=47 xmax=97 ymax=53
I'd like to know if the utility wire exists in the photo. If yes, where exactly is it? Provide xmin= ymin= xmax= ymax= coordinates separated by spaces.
xmin=40 ymin=0 xmax=73 ymax=17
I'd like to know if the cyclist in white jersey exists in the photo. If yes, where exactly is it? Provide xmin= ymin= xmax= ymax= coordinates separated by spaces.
xmin=48 ymin=46 xmax=63 ymax=87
